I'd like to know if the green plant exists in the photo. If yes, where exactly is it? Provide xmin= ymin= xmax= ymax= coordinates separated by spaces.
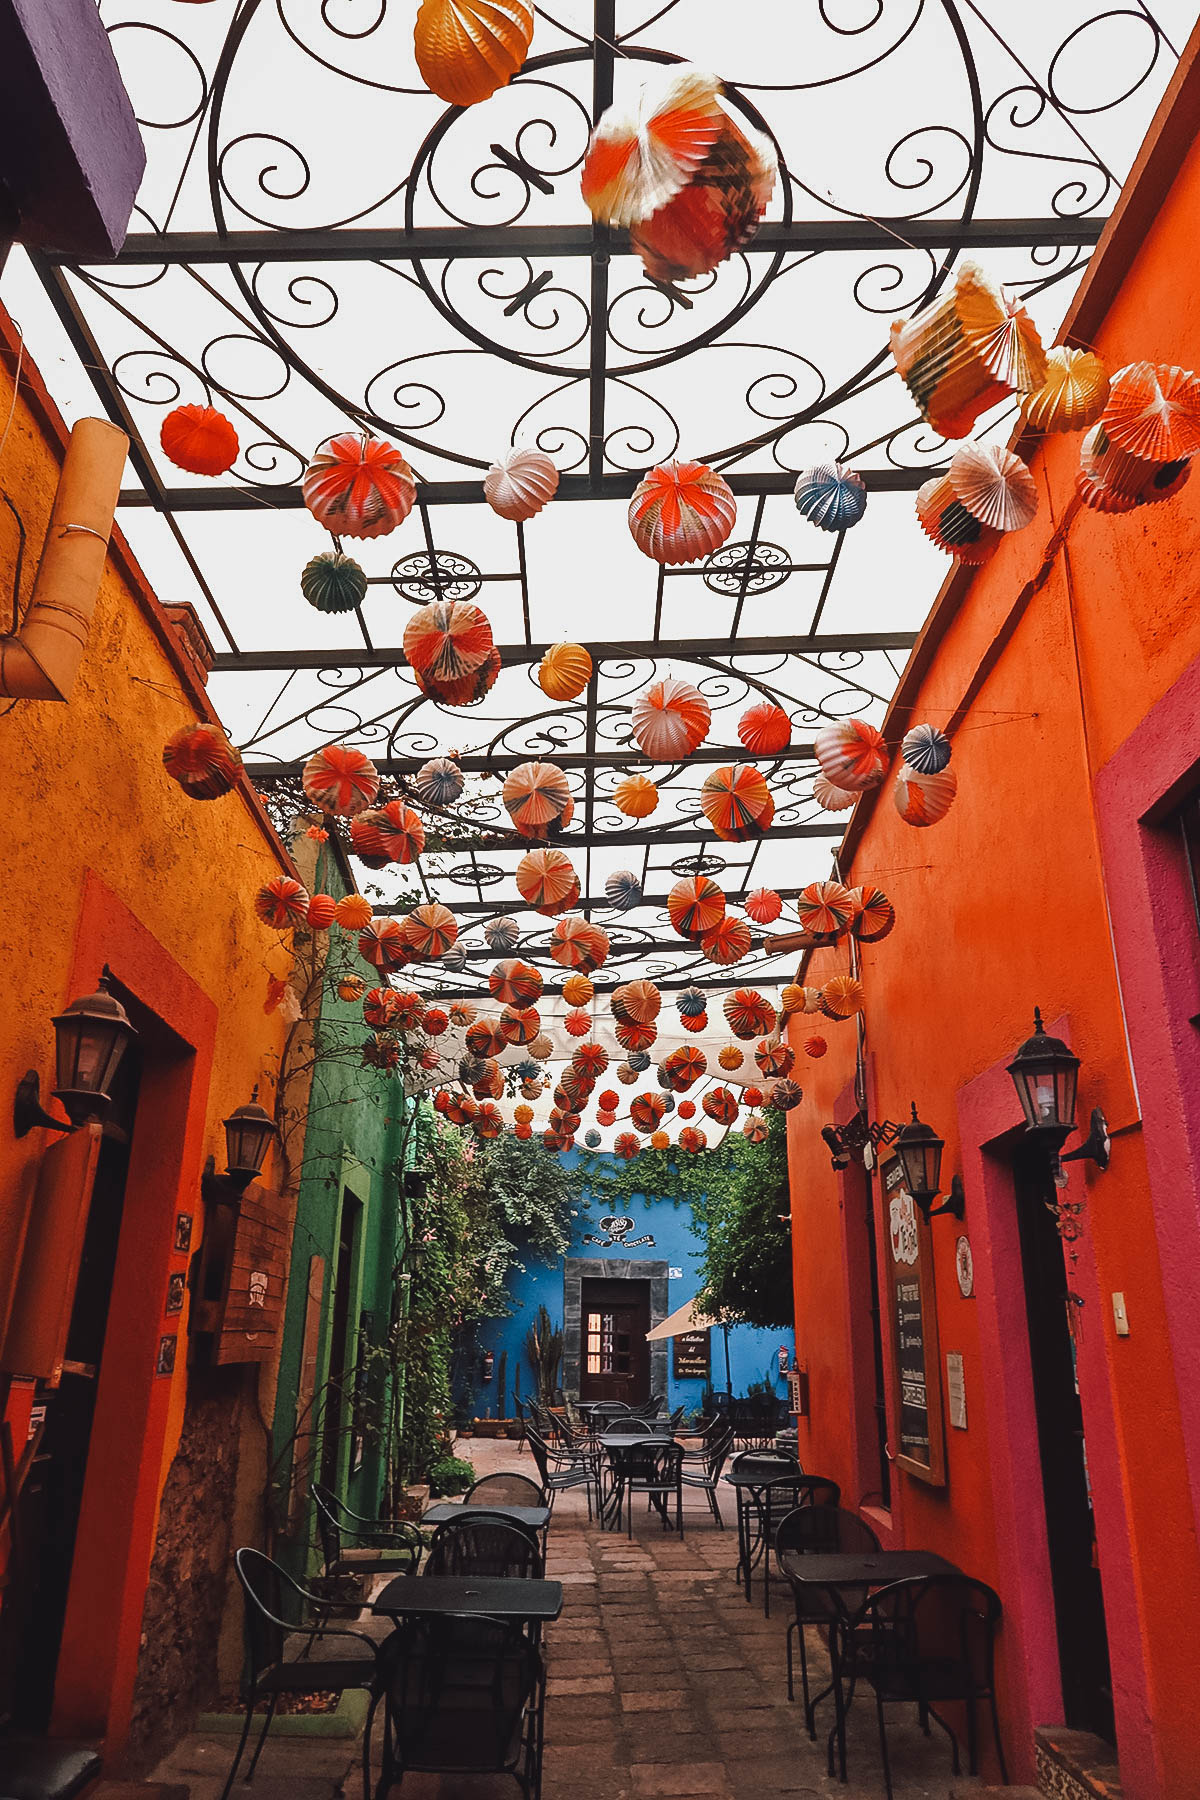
xmin=427 ymin=1454 xmax=475 ymax=1498
xmin=525 ymin=1303 xmax=563 ymax=1404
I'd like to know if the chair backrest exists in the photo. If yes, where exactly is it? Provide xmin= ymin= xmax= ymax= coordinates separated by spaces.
xmin=775 ymin=1503 xmax=879 ymax=1562
xmin=730 ymin=1448 xmax=803 ymax=1480
xmin=605 ymin=1416 xmax=649 ymax=1436
xmin=852 ymin=1574 xmax=1003 ymax=1696
xmin=383 ymin=1616 xmax=541 ymax=1775
xmin=646 ymin=1392 xmax=666 ymax=1414
xmin=703 ymin=1425 xmax=735 ymax=1479
xmin=591 ymin=1401 xmax=632 ymax=1421
xmin=465 ymin=1472 xmax=546 ymax=1508
xmin=625 ymin=1441 xmax=683 ymax=1484
xmin=524 ymin=1425 xmax=554 ymax=1487
xmin=312 ymin=1481 xmax=424 ymax=1563
xmin=310 ymin=1483 xmax=342 ymax=1567
xmin=235 ymin=1546 xmax=319 ymax=1677
xmin=667 ymin=1405 xmax=686 ymax=1430
xmin=424 ymin=1514 xmax=544 ymax=1579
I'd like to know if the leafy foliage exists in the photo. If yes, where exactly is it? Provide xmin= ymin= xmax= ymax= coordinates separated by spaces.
xmin=691 ymin=1114 xmax=793 ymax=1329
xmin=427 ymin=1454 xmax=476 ymax=1498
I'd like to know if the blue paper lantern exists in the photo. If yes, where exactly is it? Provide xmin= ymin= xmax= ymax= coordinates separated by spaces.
xmin=628 ymin=1050 xmax=651 ymax=1072
xmin=605 ymin=870 xmax=642 ymax=911
xmin=413 ymin=755 xmax=465 ymax=807
xmin=901 ymin=722 xmax=952 ymax=774
xmin=677 ymin=985 xmax=707 ymax=1018
xmin=793 ymin=462 xmax=868 ymax=533
xmin=584 ymin=1128 xmax=602 ymax=1149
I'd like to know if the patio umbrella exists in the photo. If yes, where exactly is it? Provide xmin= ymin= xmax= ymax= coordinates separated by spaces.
xmin=646 ymin=1295 xmax=734 ymax=1396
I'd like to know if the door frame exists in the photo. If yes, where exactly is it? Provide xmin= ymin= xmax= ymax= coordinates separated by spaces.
xmin=563 ymin=1258 xmax=669 ymax=1400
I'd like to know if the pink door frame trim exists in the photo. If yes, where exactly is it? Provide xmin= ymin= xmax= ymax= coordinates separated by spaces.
xmin=958 ymin=1030 xmax=1157 ymax=1796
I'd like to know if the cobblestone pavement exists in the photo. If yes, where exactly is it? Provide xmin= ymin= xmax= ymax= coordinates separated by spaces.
xmin=153 ymin=1437 xmax=1005 ymax=1800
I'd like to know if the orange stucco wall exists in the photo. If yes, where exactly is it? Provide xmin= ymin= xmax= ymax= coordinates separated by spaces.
xmin=785 ymin=46 xmax=1200 ymax=1800
xmin=0 ymin=309 xmax=298 ymax=1754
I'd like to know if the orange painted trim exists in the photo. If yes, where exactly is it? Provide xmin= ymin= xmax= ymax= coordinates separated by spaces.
xmin=49 ymin=872 xmax=218 ymax=1755
xmin=0 ymin=303 xmax=295 ymax=880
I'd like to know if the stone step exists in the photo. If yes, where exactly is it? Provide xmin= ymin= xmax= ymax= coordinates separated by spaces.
xmin=1035 ymin=1727 xmax=1123 ymax=1800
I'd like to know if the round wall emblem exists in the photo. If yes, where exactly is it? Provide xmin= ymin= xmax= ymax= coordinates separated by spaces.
xmin=956 ymin=1235 xmax=975 ymax=1298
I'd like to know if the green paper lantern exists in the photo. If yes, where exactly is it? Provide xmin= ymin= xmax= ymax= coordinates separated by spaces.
xmin=300 ymin=550 xmax=368 ymax=614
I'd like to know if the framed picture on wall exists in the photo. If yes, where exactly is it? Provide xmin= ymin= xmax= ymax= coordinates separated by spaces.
xmin=882 ymin=1155 xmax=947 ymax=1486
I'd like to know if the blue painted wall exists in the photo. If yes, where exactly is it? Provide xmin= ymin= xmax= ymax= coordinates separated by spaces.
xmin=462 ymin=1150 xmax=791 ymax=1420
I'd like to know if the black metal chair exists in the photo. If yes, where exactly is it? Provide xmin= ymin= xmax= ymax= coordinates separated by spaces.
xmin=424 ymin=1514 xmax=544 ymax=1579
xmin=604 ymin=1416 xmax=650 ymax=1436
xmin=831 ymin=1573 xmax=1007 ymax=1797
xmin=619 ymin=1441 xmax=684 ymax=1539
xmin=757 ymin=1475 xmax=841 ymax=1617
xmin=311 ymin=1483 xmax=424 ymax=1583
xmin=222 ymin=1547 xmax=387 ymax=1800
xmin=368 ymin=1614 xmax=546 ymax=1800
xmin=727 ymin=1448 xmax=805 ymax=1611
xmin=680 ymin=1422 xmax=734 ymax=1526
xmin=465 ymin=1471 xmax=546 ymax=1507
xmin=527 ymin=1423 xmax=597 ymax=1518
xmin=775 ymin=1502 xmax=876 ymax=1731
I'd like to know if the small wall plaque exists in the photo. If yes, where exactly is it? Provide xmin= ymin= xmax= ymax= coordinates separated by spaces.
xmin=174 ymin=1213 xmax=193 ymax=1253
xmin=955 ymin=1235 xmax=974 ymax=1299
xmin=946 ymin=1352 xmax=967 ymax=1430
xmin=156 ymin=1335 xmax=178 ymax=1377
xmin=165 ymin=1272 xmax=186 ymax=1315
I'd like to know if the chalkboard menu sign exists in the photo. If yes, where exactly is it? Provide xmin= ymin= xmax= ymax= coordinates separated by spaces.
xmin=673 ymin=1329 xmax=711 ymax=1381
xmin=882 ymin=1156 xmax=946 ymax=1486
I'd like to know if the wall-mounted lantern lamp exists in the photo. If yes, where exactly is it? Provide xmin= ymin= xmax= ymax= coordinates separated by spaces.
xmin=14 ymin=967 xmax=137 ymax=1137
xmin=222 ymin=1086 xmax=277 ymax=1191
xmin=1007 ymin=1009 xmax=1110 ymax=1183
xmin=896 ymin=1105 xmax=965 ymax=1221
xmin=820 ymin=1124 xmax=852 ymax=1172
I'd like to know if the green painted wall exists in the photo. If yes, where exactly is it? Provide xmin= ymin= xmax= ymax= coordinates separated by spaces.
xmin=272 ymin=840 xmax=410 ymax=1572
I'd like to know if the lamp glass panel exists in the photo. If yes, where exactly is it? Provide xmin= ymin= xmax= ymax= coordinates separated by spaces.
xmin=900 ymin=1133 xmax=943 ymax=1198
xmin=56 ymin=1017 xmax=128 ymax=1097
xmin=227 ymin=1116 xmax=273 ymax=1175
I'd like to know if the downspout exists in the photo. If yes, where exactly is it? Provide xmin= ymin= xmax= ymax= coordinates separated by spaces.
xmin=0 ymin=416 xmax=128 ymax=700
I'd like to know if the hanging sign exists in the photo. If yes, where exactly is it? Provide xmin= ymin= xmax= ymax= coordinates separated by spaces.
xmin=673 ymin=1329 xmax=711 ymax=1380
xmin=883 ymin=1155 xmax=946 ymax=1486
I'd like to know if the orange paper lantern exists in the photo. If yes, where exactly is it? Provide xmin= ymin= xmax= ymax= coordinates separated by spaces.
xmin=334 ymin=893 xmax=373 ymax=929
xmin=163 ymin=721 xmax=243 ymax=800
xmin=538 ymin=641 xmax=592 ymax=701
xmin=737 ymin=700 xmax=791 ymax=756
xmin=303 ymin=433 xmax=416 ymax=539
xmin=161 ymin=404 xmax=239 ymax=476
xmin=414 ymin=0 xmax=533 ymax=108
xmin=254 ymin=877 xmax=309 ymax=930
xmin=614 ymin=774 xmax=659 ymax=819
xmin=303 ymin=744 xmax=380 ymax=817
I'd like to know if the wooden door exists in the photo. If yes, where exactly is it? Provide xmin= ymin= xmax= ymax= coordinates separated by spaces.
xmin=579 ymin=1279 xmax=650 ymax=1405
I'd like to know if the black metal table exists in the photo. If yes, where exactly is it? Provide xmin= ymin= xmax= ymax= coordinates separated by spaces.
xmin=371 ymin=1575 xmax=564 ymax=1622
xmin=599 ymin=1435 xmax=678 ymax=1531
xmin=778 ymin=1549 xmax=961 ymax=1781
xmin=722 ymin=1464 xmax=806 ymax=1602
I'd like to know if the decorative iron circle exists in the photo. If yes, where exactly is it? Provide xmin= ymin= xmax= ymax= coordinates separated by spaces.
xmin=390 ymin=550 xmax=483 ymax=605
xmin=671 ymin=854 xmax=727 ymax=877
xmin=702 ymin=541 xmax=792 ymax=597
xmin=448 ymin=862 xmax=504 ymax=887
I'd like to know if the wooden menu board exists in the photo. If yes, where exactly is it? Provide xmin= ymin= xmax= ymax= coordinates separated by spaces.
xmin=882 ymin=1155 xmax=946 ymax=1486
xmin=673 ymin=1329 xmax=711 ymax=1381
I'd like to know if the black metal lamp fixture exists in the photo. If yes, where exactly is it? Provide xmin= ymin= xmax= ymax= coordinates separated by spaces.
xmin=896 ymin=1104 xmax=965 ymax=1221
xmin=222 ymin=1086 xmax=277 ymax=1191
xmin=14 ymin=966 xmax=137 ymax=1136
xmin=1007 ymin=1008 xmax=1109 ymax=1178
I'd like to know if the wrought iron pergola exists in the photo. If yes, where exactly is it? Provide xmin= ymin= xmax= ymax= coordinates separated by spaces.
xmin=22 ymin=0 xmax=1189 ymax=1000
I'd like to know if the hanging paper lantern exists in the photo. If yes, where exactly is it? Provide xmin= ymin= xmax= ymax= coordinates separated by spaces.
xmin=846 ymin=886 xmax=895 ymax=944
xmin=562 ymin=972 xmax=595 ymax=1008
xmin=572 ymin=1042 xmax=609 ymax=1078
xmin=400 ymin=902 xmax=459 ymax=959
xmin=813 ymin=773 xmax=858 ymax=813
xmin=598 ymin=1088 xmax=620 ymax=1112
xmin=474 ymin=1062 xmax=504 ymax=1101
xmin=160 ymin=404 xmax=239 ymax=477
xmin=796 ymin=880 xmax=855 ymax=937
xmin=350 ymin=801 xmax=426 ymax=868
xmin=646 ymin=1130 xmax=667 ymax=1150
xmin=614 ymin=774 xmax=659 ymax=819
xmin=678 ymin=1126 xmax=706 ymax=1155
xmin=668 ymin=875 xmax=725 ymax=938
xmin=723 ymin=989 xmax=776 ymax=1039
xmin=630 ymin=675 xmax=712 ymax=759
xmin=414 ymin=0 xmax=533 ymax=107
xmin=677 ymin=1099 xmax=696 ymax=1119
xmin=254 ymin=877 xmax=310 ymax=930
xmin=947 ymin=441 xmax=1039 ymax=533
xmin=628 ymin=1051 xmax=652 ymax=1073
xmin=802 ymin=988 xmax=825 ymax=1014
xmin=894 ymin=762 xmax=958 ymax=827
xmin=901 ymin=724 xmax=951 ymax=775
xmin=701 ymin=914 xmax=752 ymax=965
xmin=300 ymin=550 xmax=367 ymax=615
xmin=415 ymin=644 xmax=502 ymax=707
xmin=700 ymin=765 xmax=773 ymax=839
xmin=422 ymin=1007 xmax=450 ymax=1037
xmin=628 ymin=109 xmax=777 ymax=284
xmin=303 ymin=745 xmax=380 ymax=817
xmin=163 ymin=721 xmax=243 ymax=801
xmin=550 ymin=916 xmax=610 ymax=972
xmin=537 ymin=641 xmax=591 ymax=701
xmin=522 ymin=1080 xmax=543 ymax=1102
xmin=805 ymin=1036 xmax=828 ymax=1059
xmin=516 ymin=847 xmax=578 ymax=911
xmin=615 ymin=1018 xmax=658 ymax=1053
xmin=514 ymin=1103 xmax=535 ymax=1126
xmin=394 ymin=991 xmax=428 ymax=1033
xmin=1100 ymin=361 xmax=1200 ymax=462
xmin=581 ymin=65 xmax=723 ymax=227
xmin=303 ymin=433 xmax=416 ymax=539
xmin=737 ymin=700 xmax=791 ymax=757
xmin=813 ymin=721 xmax=889 ymax=793
xmin=779 ymin=983 xmax=805 ymax=1016
xmin=413 ymin=755 xmax=465 ymax=807
xmin=1075 ymin=424 xmax=1192 ymax=513
xmin=362 ymin=1032 xmax=402 ymax=1072
xmin=1019 ymin=346 xmax=1109 ymax=435
xmin=464 ymin=1020 xmax=503 ymax=1060
xmin=755 ymin=1039 xmax=795 ymax=1078
xmin=604 ymin=870 xmax=642 ymax=912
xmin=363 ymin=987 xmax=402 ymax=1030
xmin=742 ymin=1113 xmax=768 ymax=1144
xmin=631 ymin=1093 xmax=667 ymax=1133
xmin=483 ymin=444 xmax=558 ymax=520
xmin=677 ymin=985 xmax=707 ymax=1018
xmin=490 ymin=958 xmax=543 ymax=1004
xmin=501 ymin=761 xmax=571 ymax=839
xmin=628 ymin=462 xmax=736 ymax=567
xmin=769 ymin=1078 xmax=803 ymax=1112
xmin=445 ymin=1094 xmax=479 ymax=1127
xmin=611 ymin=980 xmax=662 ymax=1023
xmin=613 ymin=1132 xmax=640 ymax=1161
xmin=484 ymin=916 xmax=520 ymax=952
xmin=511 ymin=1121 xmax=532 ymax=1141
xmin=358 ymin=917 xmax=408 ymax=970
xmin=563 ymin=1009 xmax=591 ymax=1038
xmin=581 ymin=1128 xmax=601 ymax=1150
xmin=742 ymin=1086 xmax=764 ymax=1109
xmin=718 ymin=1045 xmax=744 ymax=1071
xmin=449 ymin=1000 xmax=477 ymax=1027
xmin=527 ymin=1032 xmax=554 ymax=1060
xmin=703 ymin=1086 xmax=739 ymax=1126
xmin=664 ymin=1045 xmax=706 ymax=1090
xmin=473 ymin=1102 xmax=504 ymax=1141
xmin=890 ymin=261 xmax=1047 ymax=440
xmin=821 ymin=975 xmax=866 ymax=1020
xmin=337 ymin=974 xmax=367 ymax=1003
xmin=334 ymin=893 xmax=373 ymax=930
xmin=793 ymin=462 xmax=867 ymax=532
xmin=441 ymin=941 xmax=468 ymax=973
xmin=500 ymin=1005 xmax=540 ymax=1046
xmin=679 ymin=1011 xmax=708 ymax=1034
xmin=433 ymin=1088 xmax=452 ymax=1113
xmin=404 ymin=600 xmax=494 ymax=683
xmin=744 ymin=888 xmax=782 ymax=926
xmin=916 ymin=474 xmax=1003 ymax=564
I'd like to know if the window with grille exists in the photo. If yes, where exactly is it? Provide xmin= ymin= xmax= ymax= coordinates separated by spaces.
xmin=585 ymin=1311 xmax=631 ymax=1375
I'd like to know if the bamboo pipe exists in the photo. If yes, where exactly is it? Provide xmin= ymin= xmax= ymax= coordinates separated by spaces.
xmin=0 ymin=417 xmax=129 ymax=701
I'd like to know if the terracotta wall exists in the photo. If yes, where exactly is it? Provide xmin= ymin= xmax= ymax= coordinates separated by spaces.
xmin=0 ymin=305 xmax=300 ymax=1758
xmin=785 ymin=41 xmax=1200 ymax=1800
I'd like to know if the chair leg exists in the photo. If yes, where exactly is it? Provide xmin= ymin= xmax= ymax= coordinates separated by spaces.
xmin=361 ymin=1690 xmax=379 ymax=1800
xmin=244 ymin=1693 xmax=278 ymax=1782
xmin=217 ymin=1695 xmax=258 ymax=1800
xmin=875 ymin=1692 xmax=894 ymax=1800
xmin=785 ymin=1620 xmax=794 ymax=1702
xmin=797 ymin=1623 xmax=815 ymax=1739
xmin=989 ymin=1691 xmax=1009 ymax=1786
xmin=707 ymin=1486 xmax=723 ymax=1528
